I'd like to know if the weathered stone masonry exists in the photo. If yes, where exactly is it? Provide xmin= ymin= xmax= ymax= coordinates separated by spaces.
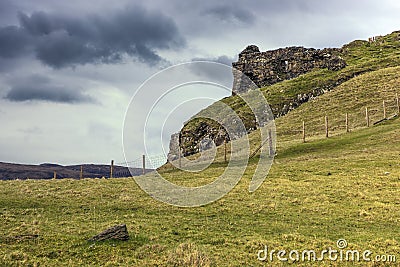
xmin=232 ymin=45 xmax=346 ymax=95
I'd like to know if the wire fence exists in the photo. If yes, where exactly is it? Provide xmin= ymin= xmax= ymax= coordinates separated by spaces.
xmin=117 ymin=93 xmax=399 ymax=176
xmin=278 ymin=93 xmax=399 ymax=140
xmin=117 ymin=154 xmax=168 ymax=170
xmin=49 ymin=154 xmax=168 ymax=180
xmin=46 ymin=93 xmax=399 ymax=180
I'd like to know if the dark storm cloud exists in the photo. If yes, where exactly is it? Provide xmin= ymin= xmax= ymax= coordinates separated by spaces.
xmin=203 ymin=5 xmax=255 ymax=25
xmin=0 ymin=5 xmax=185 ymax=68
xmin=4 ymin=75 xmax=94 ymax=103
xmin=0 ymin=25 xmax=33 ymax=58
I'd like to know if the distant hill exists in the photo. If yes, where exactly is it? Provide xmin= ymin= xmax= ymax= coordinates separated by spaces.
xmin=0 ymin=162 xmax=151 ymax=180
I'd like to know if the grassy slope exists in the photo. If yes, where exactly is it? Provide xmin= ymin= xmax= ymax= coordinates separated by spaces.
xmin=183 ymin=31 xmax=400 ymax=136
xmin=1 ymin=67 xmax=400 ymax=266
xmin=276 ymin=66 xmax=400 ymax=140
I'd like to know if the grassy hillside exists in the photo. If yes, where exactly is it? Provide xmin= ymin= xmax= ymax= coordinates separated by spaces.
xmin=246 ymin=31 xmax=399 ymax=112
xmin=1 ymin=120 xmax=399 ymax=266
xmin=276 ymin=66 xmax=400 ymax=141
xmin=181 ymin=30 xmax=400 ymax=154
xmin=1 ymin=83 xmax=399 ymax=266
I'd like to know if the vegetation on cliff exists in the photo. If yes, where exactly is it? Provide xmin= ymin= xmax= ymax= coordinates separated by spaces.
xmin=179 ymin=30 xmax=400 ymax=156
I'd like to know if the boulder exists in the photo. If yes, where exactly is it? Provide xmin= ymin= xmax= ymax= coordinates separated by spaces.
xmin=89 ymin=224 xmax=129 ymax=242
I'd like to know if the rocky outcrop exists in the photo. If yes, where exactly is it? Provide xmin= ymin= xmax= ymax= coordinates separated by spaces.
xmin=167 ymin=133 xmax=180 ymax=161
xmin=167 ymin=122 xmax=229 ymax=160
xmin=167 ymin=32 xmax=400 ymax=158
xmin=232 ymin=45 xmax=346 ymax=94
xmin=168 ymin=45 xmax=348 ymax=158
xmin=179 ymin=121 xmax=228 ymax=157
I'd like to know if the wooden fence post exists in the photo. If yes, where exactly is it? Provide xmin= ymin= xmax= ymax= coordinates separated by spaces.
xmin=396 ymin=93 xmax=399 ymax=114
xmin=110 ymin=160 xmax=114 ymax=178
xmin=345 ymin=113 xmax=349 ymax=133
xmin=302 ymin=121 xmax=306 ymax=143
xmin=53 ymin=171 xmax=57 ymax=179
xmin=268 ymin=129 xmax=274 ymax=156
xmin=325 ymin=116 xmax=329 ymax=138
xmin=383 ymin=100 xmax=386 ymax=119
xmin=80 ymin=165 xmax=83 ymax=179
xmin=365 ymin=107 xmax=370 ymax=127
xmin=179 ymin=149 xmax=182 ymax=168
xmin=224 ymin=140 xmax=227 ymax=163
xmin=142 ymin=155 xmax=145 ymax=175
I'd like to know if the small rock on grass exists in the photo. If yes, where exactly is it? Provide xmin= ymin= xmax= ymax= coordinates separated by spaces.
xmin=89 ymin=224 xmax=129 ymax=242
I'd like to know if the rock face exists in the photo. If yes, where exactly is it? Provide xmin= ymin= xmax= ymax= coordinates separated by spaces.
xmin=89 ymin=224 xmax=129 ymax=242
xmin=167 ymin=44 xmax=347 ymax=158
xmin=179 ymin=121 xmax=228 ymax=156
xmin=232 ymin=45 xmax=346 ymax=94
xmin=167 ymin=122 xmax=229 ymax=160
xmin=167 ymin=133 xmax=180 ymax=161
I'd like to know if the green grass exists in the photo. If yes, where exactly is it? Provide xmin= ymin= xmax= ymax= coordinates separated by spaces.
xmin=1 ymin=116 xmax=399 ymax=266
xmin=276 ymin=66 xmax=400 ymax=141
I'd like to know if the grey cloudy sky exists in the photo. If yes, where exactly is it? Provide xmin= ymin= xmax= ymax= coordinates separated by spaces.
xmin=0 ymin=0 xmax=399 ymax=165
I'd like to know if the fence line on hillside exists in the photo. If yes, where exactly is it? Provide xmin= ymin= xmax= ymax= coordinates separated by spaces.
xmin=48 ymin=155 xmax=168 ymax=180
xmin=50 ymin=93 xmax=399 ymax=180
xmin=300 ymin=93 xmax=399 ymax=142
